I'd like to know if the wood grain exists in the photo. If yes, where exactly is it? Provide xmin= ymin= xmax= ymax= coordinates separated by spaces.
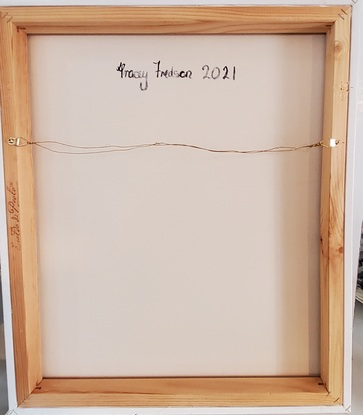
xmin=22 ymin=377 xmax=336 ymax=407
xmin=320 ymin=8 xmax=351 ymax=405
xmin=0 ymin=6 xmax=350 ymax=34
xmin=0 ymin=15 xmax=42 ymax=405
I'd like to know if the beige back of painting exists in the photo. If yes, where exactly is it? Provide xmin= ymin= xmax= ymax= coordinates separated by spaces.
xmin=29 ymin=34 xmax=325 ymax=378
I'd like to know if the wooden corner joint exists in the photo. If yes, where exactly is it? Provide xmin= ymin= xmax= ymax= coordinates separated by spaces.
xmin=0 ymin=11 xmax=13 ymax=24
xmin=337 ymin=5 xmax=352 ymax=22
xmin=326 ymin=390 xmax=343 ymax=405
xmin=319 ymin=379 xmax=343 ymax=406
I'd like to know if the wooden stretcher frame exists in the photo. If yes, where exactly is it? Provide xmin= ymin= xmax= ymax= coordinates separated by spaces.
xmin=0 ymin=5 xmax=351 ymax=410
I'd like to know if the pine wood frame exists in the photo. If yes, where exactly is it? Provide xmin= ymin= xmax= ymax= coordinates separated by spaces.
xmin=0 ymin=6 xmax=351 ymax=410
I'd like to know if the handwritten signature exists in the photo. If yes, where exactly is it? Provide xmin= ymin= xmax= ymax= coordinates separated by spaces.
xmin=7 ymin=182 xmax=21 ymax=250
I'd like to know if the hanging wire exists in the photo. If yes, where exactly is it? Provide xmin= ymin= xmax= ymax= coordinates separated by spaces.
xmin=8 ymin=138 xmax=335 ymax=156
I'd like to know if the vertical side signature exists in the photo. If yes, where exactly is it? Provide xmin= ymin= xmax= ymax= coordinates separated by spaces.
xmin=6 ymin=182 xmax=21 ymax=250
